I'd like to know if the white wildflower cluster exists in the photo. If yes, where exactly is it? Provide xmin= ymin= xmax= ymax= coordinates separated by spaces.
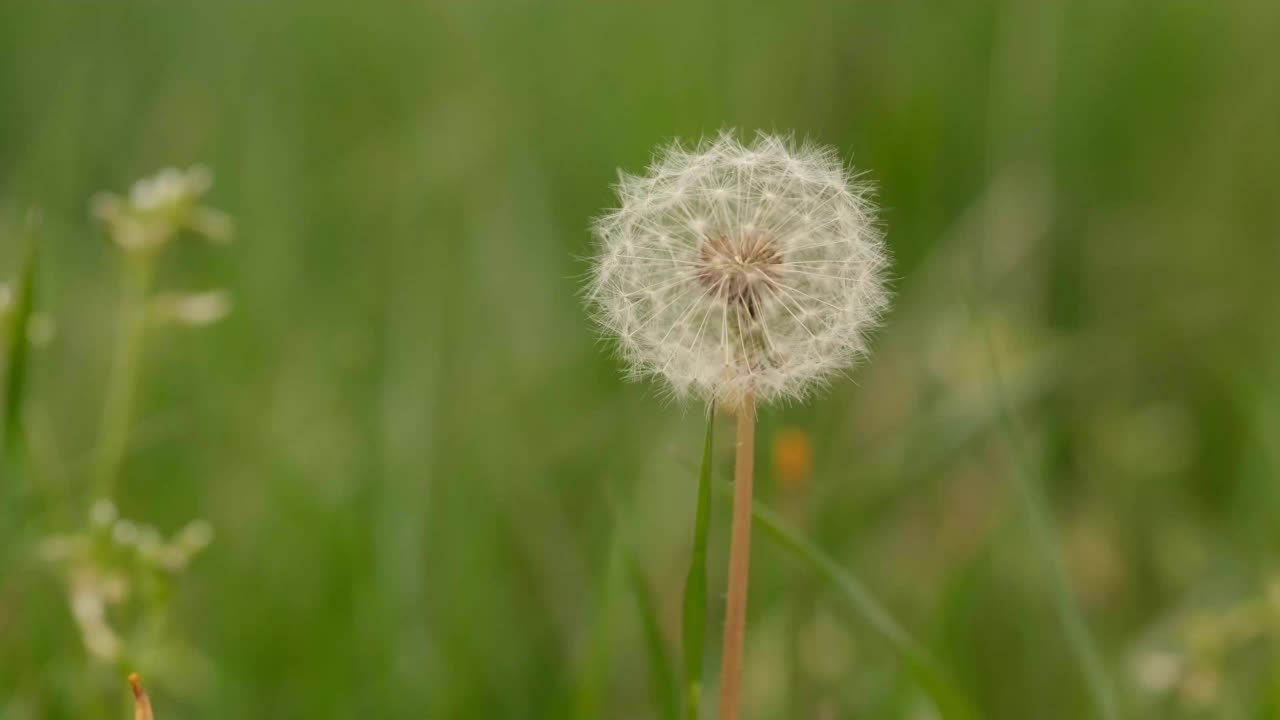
xmin=1132 ymin=577 xmax=1280 ymax=712
xmin=587 ymin=131 xmax=890 ymax=407
xmin=92 ymin=165 xmax=233 ymax=253
xmin=92 ymin=166 xmax=235 ymax=329
xmin=38 ymin=500 xmax=214 ymax=664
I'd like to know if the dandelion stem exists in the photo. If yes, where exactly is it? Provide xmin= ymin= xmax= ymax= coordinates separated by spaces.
xmin=717 ymin=391 xmax=755 ymax=720
xmin=93 ymin=253 xmax=155 ymax=500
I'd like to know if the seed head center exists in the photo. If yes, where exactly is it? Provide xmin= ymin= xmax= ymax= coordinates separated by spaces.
xmin=697 ymin=233 xmax=781 ymax=318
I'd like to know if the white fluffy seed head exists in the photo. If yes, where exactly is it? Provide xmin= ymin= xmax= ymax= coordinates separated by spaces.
xmin=586 ymin=131 xmax=891 ymax=409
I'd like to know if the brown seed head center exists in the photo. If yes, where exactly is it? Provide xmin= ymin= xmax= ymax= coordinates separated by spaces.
xmin=697 ymin=233 xmax=781 ymax=318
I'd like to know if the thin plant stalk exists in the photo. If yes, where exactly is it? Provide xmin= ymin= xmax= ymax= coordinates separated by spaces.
xmin=977 ymin=314 xmax=1118 ymax=720
xmin=2 ymin=213 xmax=40 ymax=463
xmin=604 ymin=479 xmax=681 ymax=720
xmin=93 ymin=253 xmax=156 ymax=500
xmin=129 ymin=673 xmax=155 ymax=720
xmin=717 ymin=391 xmax=755 ymax=720
xmin=715 ymin=480 xmax=980 ymax=719
xmin=623 ymin=547 xmax=680 ymax=720
xmin=681 ymin=404 xmax=715 ymax=720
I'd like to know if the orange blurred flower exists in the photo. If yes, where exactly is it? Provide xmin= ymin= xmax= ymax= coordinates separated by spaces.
xmin=772 ymin=427 xmax=813 ymax=493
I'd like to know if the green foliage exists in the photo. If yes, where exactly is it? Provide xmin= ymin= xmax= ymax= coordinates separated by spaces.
xmin=1 ymin=220 xmax=37 ymax=460
xmin=718 ymin=481 xmax=981 ymax=720
xmin=1 ymin=0 xmax=1279 ymax=718
xmin=681 ymin=408 xmax=715 ymax=720
xmin=624 ymin=545 xmax=680 ymax=720
xmin=975 ymin=300 xmax=1120 ymax=720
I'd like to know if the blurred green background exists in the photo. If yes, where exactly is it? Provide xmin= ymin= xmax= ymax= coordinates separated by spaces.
xmin=2 ymin=0 xmax=1279 ymax=718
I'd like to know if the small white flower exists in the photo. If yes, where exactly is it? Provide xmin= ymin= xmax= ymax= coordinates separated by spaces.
xmin=69 ymin=569 xmax=127 ymax=662
xmin=176 ymin=519 xmax=215 ymax=552
xmin=92 ymin=165 xmax=232 ymax=252
xmin=111 ymin=519 xmax=140 ymax=546
xmin=90 ymin=499 xmax=119 ymax=529
xmin=587 ymin=131 xmax=890 ymax=407
xmin=151 ymin=289 xmax=233 ymax=328
xmin=130 ymin=166 xmax=211 ymax=213
xmin=37 ymin=534 xmax=86 ymax=562
xmin=1133 ymin=650 xmax=1183 ymax=693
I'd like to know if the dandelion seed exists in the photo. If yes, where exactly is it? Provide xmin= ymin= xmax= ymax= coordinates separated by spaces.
xmin=587 ymin=131 xmax=889 ymax=409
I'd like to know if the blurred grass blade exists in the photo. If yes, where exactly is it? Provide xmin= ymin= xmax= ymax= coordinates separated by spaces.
xmin=681 ymin=406 xmax=714 ymax=720
xmin=574 ymin=537 xmax=622 ymax=720
xmin=714 ymin=481 xmax=981 ymax=720
xmin=977 ymin=320 xmax=1120 ymax=720
xmin=2 ymin=217 xmax=39 ymax=461
xmin=622 ymin=547 xmax=679 ymax=720
xmin=597 ymin=482 xmax=679 ymax=720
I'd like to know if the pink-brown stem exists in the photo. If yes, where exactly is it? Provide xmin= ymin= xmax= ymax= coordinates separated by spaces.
xmin=718 ymin=391 xmax=756 ymax=720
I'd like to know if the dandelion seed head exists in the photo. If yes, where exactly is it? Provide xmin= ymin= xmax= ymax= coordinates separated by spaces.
xmin=586 ymin=131 xmax=890 ymax=407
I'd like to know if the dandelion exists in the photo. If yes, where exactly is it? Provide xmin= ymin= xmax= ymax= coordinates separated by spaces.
xmin=587 ymin=130 xmax=888 ymax=410
xmin=585 ymin=131 xmax=889 ymax=720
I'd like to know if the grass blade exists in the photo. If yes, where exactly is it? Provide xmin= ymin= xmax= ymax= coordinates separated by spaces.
xmin=977 ymin=319 xmax=1120 ymax=720
xmin=599 ymin=481 xmax=680 ymax=720
xmin=714 ymin=481 xmax=981 ymax=720
xmin=622 ymin=547 xmax=680 ymax=720
xmin=2 ymin=216 xmax=39 ymax=461
xmin=574 ymin=537 xmax=622 ymax=720
xmin=680 ymin=405 xmax=714 ymax=720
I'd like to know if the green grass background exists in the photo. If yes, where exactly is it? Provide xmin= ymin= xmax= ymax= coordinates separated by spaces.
xmin=2 ymin=0 xmax=1279 ymax=717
